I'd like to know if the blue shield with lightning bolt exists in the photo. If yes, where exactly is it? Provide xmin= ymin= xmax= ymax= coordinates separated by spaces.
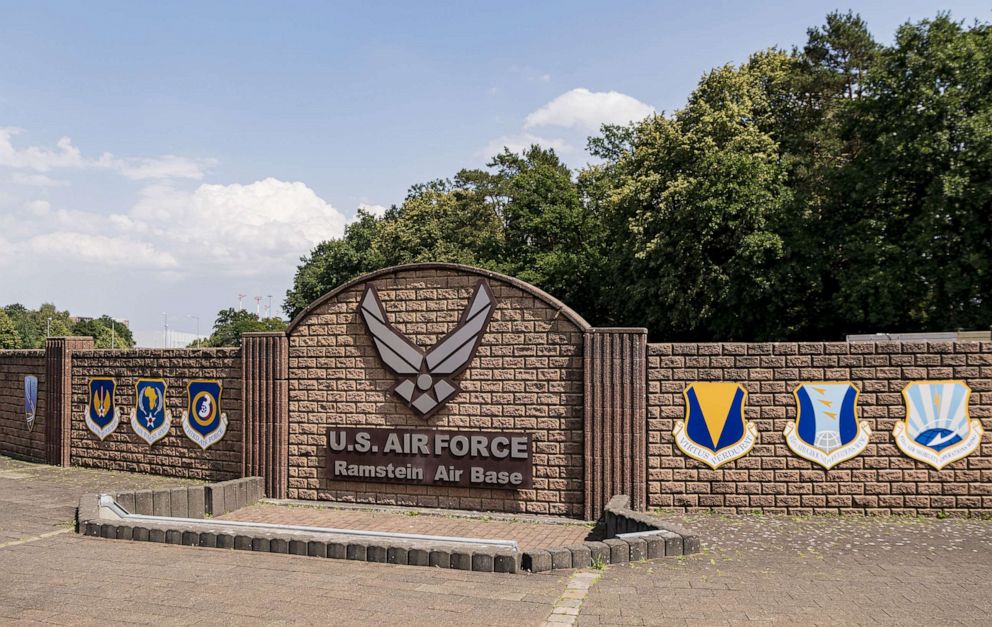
xmin=785 ymin=382 xmax=868 ymax=470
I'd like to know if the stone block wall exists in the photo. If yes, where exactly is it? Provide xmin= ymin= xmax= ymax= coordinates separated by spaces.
xmin=69 ymin=349 xmax=242 ymax=480
xmin=288 ymin=265 xmax=587 ymax=516
xmin=0 ymin=350 xmax=46 ymax=462
xmin=647 ymin=341 xmax=992 ymax=515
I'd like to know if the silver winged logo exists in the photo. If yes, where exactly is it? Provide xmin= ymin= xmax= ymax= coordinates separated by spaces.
xmin=359 ymin=279 xmax=496 ymax=419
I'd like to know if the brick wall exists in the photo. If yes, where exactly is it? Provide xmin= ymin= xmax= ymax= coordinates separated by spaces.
xmin=0 ymin=350 xmax=46 ymax=462
xmin=647 ymin=341 xmax=992 ymax=515
xmin=288 ymin=265 xmax=587 ymax=516
xmin=70 ymin=349 xmax=242 ymax=480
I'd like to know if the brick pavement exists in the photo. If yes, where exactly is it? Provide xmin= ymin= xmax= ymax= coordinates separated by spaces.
xmin=2 ymin=454 xmax=992 ymax=625
xmin=217 ymin=503 xmax=598 ymax=550
xmin=577 ymin=511 xmax=992 ymax=625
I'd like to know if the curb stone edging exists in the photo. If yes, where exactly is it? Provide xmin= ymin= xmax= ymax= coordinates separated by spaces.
xmin=520 ymin=495 xmax=701 ymax=573
xmin=76 ymin=477 xmax=520 ymax=574
xmin=77 ymin=487 xmax=694 ymax=575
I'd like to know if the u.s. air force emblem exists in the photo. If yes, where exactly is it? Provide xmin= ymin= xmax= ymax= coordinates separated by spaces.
xmin=181 ymin=380 xmax=227 ymax=450
xmin=85 ymin=377 xmax=121 ymax=440
xmin=130 ymin=378 xmax=172 ymax=445
xmin=673 ymin=382 xmax=757 ymax=469
xmin=785 ymin=382 xmax=870 ymax=469
xmin=894 ymin=380 xmax=981 ymax=470
xmin=359 ymin=279 xmax=495 ymax=420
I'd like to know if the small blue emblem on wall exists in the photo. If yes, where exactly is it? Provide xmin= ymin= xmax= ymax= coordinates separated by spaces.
xmin=895 ymin=380 xmax=981 ymax=470
xmin=85 ymin=377 xmax=121 ymax=440
xmin=130 ymin=378 xmax=172 ymax=445
xmin=785 ymin=382 xmax=870 ymax=470
xmin=182 ymin=380 xmax=227 ymax=450
xmin=24 ymin=375 xmax=38 ymax=431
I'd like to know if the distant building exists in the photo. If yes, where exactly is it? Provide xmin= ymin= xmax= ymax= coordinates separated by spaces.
xmin=847 ymin=330 xmax=990 ymax=342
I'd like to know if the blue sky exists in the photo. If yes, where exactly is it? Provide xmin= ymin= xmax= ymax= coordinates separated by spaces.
xmin=1 ymin=1 xmax=988 ymax=346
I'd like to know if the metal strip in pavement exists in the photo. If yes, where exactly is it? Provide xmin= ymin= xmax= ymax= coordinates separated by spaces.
xmin=0 ymin=528 xmax=72 ymax=550
xmin=99 ymin=495 xmax=519 ymax=550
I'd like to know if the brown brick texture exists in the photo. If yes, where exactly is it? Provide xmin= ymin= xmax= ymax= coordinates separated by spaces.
xmin=288 ymin=267 xmax=586 ymax=516
xmin=0 ymin=350 xmax=47 ymax=462
xmin=647 ymin=341 xmax=992 ymax=515
xmin=69 ymin=349 xmax=242 ymax=480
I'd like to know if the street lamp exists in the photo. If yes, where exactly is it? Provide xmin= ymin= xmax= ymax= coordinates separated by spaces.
xmin=46 ymin=317 xmax=52 ymax=337
xmin=162 ymin=313 xmax=169 ymax=348
xmin=187 ymin=314 xmax=200 ymax=342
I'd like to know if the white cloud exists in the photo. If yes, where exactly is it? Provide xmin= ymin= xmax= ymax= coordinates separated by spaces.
xmin=10 ymin=172 xmax=68 ymax=187
xmin=524 ymin=88 xmax=654 ymax=130
xmin=356 ymin=203 xmax=387 ymax=219
xmin=0 ymin=177 xmax=347 ymax=279
xmin=480 ymin=133 xmax=572 ymax=158
xmin=117 ymin=155 xmax=216 ymax=180
xmin=130 ymin=178 xmax=347 ymax=275
xmin=0 ymin=127 xmax=212 ymax=180
xmin=28 ymin=231 xmax=178 ymax=270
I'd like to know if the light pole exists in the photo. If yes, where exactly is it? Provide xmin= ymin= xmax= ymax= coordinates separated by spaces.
xmin=111 ymin=319 xmax=115 ymax=349
xmin=162 ymin=313 xmax=169 ymax=348
xmin=46 ymin=317 xmax=52 ymax=337
xmin=187 ymin=314 xmax=200 ymax=342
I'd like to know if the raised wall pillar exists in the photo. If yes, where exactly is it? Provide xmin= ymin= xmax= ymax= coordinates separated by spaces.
xmin=241 ymin=332 xmax=289 ymax=499
xmin=583 ymin=328 xmax=648 ymax=520
xmin=44 ymin=336 xmax=94 ymax=466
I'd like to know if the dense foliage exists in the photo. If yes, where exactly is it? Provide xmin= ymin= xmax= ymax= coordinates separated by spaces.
xmin=286 ymin=13 xmax=991 ymax=341
xmin=188 ymin=308 xmax=287 ymax=347
xmin=1 ymin=303 xmax=135 ymax=348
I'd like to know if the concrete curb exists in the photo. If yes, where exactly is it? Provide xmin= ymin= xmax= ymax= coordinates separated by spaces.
xmin=520 ymin=495 xmax=701 ymax=573
xmin=78 ymin=487 xmax=695 ymax=575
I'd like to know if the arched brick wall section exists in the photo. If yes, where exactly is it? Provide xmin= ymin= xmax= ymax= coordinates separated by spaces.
xmin=287 ymin=264 xmax=589 ymax=516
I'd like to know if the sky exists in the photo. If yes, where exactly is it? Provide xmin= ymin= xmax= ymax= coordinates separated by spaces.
xmin=1 ymin=1 xmax=988 ymax=347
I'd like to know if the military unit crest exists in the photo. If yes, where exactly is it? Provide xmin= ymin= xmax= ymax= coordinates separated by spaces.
xmin=785 ymin=382 xmax=871 ymax=470
xmin=130 ymin=379 xmax=172 ymax=445
xmin=79 ymin=377 xmax=226 ymax=449
xmin=24 ymin=375 xmax=38 ymax=432
xmin=673 ymin=382 xmax=757 ymax=469
xmin=181 ymin=380 xmax=227 ymax=450
xmin=894 ymin=381 xmax=981 ymax=470
xmin=85 ymin=378 xmax=121 ymax=441
xmin=673 ymin=379 xmax=982 ymax=471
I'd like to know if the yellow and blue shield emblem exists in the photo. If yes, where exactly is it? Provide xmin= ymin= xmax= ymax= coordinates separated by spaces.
xmin=895 ymin=380 xmax=982 ymax=470
xmin=181 ymin=380 xmax=227 ymax=450
xmin=24 ymin=375 xmax=38 ymax=431
xmin=130 ymin=379 xmax=172 ymax=445
xmin=785 ymin=382 xmax=869 ymax=469
xmin=85 ymin=377 xmax=121 ymax=440
xmin=673 ymin=382 xmax=757 ymax=469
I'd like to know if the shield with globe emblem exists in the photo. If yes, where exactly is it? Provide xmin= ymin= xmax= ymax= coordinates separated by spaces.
xmin=181 ymin=380 xmax=227 ymax=449
xmin=894 ymin=380 xmax=981 ymax=470
xmin=785 ymin=382 xmax=870 ymax=469
xmin=130 ymin=379 xmax=172 ymax=445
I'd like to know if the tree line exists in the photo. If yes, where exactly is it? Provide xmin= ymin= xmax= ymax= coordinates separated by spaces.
xmin=284 ymin=12 xmax=991 ymax=342
xmin=0 ymin=304 xmax=135 ymax=349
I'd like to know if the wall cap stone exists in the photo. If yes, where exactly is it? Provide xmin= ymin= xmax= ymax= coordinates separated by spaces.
xmin=286 ymin=262 xmax=592 ymax=333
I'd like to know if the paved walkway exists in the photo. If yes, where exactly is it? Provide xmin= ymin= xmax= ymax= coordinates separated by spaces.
xmin=217 ymin=503 xmax=598 ymax=550
xmin=1 ymin=455 xmax=991 ymax=625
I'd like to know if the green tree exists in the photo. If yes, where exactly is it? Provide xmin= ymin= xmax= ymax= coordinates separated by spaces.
xmin=72 ymin=316 xmax=135 ymax=349
xmin=284 ymin=209 xmax=385 ymax=318
xmin=199 ymin=308 xmax=286 ymax=347
xmin=828 ymin=15 xmax=992 ymax=333
xmin=590 ymin=60 xmax=793 ymax=340
xmin=0 ymin=310 xmax=21 ymax=349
